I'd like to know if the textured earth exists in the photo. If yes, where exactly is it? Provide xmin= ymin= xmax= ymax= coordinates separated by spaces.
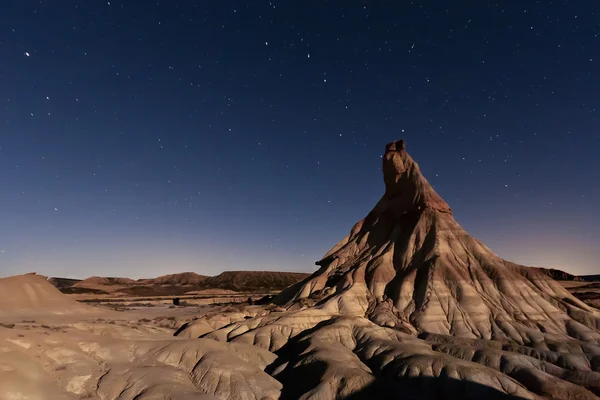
xmin=1 ymin=140 xmax=599 ymax=400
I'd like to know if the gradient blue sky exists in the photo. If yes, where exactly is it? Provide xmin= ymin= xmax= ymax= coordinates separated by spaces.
xmin=1 ymin=1 xmax=599 ymax=279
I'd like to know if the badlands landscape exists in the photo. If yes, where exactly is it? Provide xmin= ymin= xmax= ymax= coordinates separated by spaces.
xmin=1 ymin=140 xmax=599 ymax=400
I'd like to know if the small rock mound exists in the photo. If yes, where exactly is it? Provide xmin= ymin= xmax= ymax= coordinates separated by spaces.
xmin=0 ymin=274 xmax=93 ymax=317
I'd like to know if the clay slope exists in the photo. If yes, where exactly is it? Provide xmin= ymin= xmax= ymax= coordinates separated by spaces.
xmin=0 ymin=273 xmax=94 ymax=318
xmin=178 ymin=139 xmax=600 ymax=399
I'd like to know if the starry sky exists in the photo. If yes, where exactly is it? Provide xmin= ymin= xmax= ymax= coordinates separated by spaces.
xmin=1 ymin=1 xmax=599 ymax=279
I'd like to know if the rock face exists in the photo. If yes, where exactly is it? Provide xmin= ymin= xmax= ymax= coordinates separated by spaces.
xmin=79 ymin=276 xmax=138 ymax=285
xmin=47 ymin=277 xmax=82 ymax=290
xmin=178 ymin=139 xmax=600 ymax=399
xmin=274 ymin=140 xmax=599 ymax=341
xmin=582 ymin=274 xmax=600 ymax=282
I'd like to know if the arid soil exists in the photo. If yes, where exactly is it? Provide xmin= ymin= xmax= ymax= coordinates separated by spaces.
xmin=1 ymin=140 xmax=599 ymax=400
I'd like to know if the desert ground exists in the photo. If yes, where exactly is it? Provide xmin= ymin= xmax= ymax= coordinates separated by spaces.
xmin=1 ymin=140 xmax=599 ymax=400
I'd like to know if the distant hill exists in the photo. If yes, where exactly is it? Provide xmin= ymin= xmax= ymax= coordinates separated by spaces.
xmin=199 ymin=271 xmax=310 ymax=292
xmin=78 ymin=276 xmax=137 ymax=286
xmin=114 ymin=285 xmax=190 ymax=296
xmin=47 ymin=277 xmax=82 ymax=290
xmin=60 ymin=287 xmax=108 ymax=295
xmin=139 ymin=272 xmax=208 ymax=286
xmin=532 ymin=269 xmax=600 ymax=283
xmin=580 ymin=274 xmax=600 ymax=282
xmin=48 ymin=271 xmax=310 ymax=295
xmin=535 ymin=268 xmax=584 ymax=281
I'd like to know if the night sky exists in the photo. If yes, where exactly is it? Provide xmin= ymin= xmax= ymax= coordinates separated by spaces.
xmin=1 ymin=1 xmax=599 ymax=279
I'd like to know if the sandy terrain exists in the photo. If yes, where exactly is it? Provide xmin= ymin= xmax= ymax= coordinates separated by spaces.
xmin=2 ymin=272 xmax=599 ymax=400
xmin=0 ymin=273 xmax=287 ymax=400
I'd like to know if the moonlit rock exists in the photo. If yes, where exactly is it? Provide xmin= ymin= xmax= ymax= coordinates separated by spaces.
xmin=177 ymin=138 xmax=600 ymax=399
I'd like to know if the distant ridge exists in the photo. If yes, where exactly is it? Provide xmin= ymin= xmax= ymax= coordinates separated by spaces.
xmin=139 ymin=272 xmax=208 ymax=286
xmin=535 ymin=267 xmax=584 ymax=281
xmin=200 ymin=271 xmax=310 ymax=292
xmin=48 ymin=271 xmax=310 ymax=294
xmin=47 ymin=277 xmax=82 ymax=289
xmin=78 ymin=276 xmax=137 ymax=285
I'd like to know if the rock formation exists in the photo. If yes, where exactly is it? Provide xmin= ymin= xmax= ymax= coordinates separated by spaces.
xmin=179 ymin=139 xmax=600 ymax=399
xmin=536 ymin=268 xmax=584 ymax=282
xmin=273 ymin=139 xmax=600 ymax=341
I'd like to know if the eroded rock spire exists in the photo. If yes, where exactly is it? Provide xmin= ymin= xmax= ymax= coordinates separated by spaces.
xmin=382 ymin=139 xmax=451 ymax=214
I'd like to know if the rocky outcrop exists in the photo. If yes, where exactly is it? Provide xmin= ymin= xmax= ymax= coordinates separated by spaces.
xmin=50 ymin=271 xmax=310 ymax=295
xmin=178 ymin=139 xmax=600 ymax=399
xmin=273 ymin=140 xmax=600 ymax=342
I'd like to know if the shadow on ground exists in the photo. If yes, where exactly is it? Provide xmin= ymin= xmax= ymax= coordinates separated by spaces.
xmin=343 ymin=377 xmax=531 ymax=400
